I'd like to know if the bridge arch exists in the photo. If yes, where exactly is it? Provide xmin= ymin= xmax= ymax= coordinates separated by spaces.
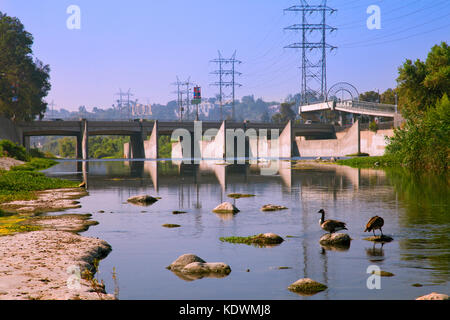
xmin=327 ymin=82 xmax=359 ymax=104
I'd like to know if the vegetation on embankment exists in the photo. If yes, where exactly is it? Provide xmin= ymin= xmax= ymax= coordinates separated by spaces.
xmin=385 ymin=42 xmax=449 ymax=173
xmin=386 ymin=93 xmax=449 ymax=173
xmin=0 ymin=140 xmax=79 ymax=203
xmin=0 ymin=169 xmax=79 ymax=203
xmin=339 ymin=42 xmax=449 ymax=173
xmin=0 ymin=211 xmax=41 ymax=236
xmin=337 ymin=155 xmax=400 ymax=169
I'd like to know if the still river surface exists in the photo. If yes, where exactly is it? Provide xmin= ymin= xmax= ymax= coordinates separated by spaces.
xmin=43 ymin=159 xmax=449 ymax=300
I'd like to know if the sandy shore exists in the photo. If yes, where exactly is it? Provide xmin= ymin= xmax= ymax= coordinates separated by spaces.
xmin=0 ymin=214 xmax=114 ymax=300
xmin=0 ymin=160 xmax=113 ymax=300
xmin=0 ymin=157 xmax=24 ymax=171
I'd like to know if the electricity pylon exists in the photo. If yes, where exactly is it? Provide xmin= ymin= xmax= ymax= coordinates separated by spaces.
xmin=284 ymin=0 xmax=337 ymax=105
xmin=210 ymin=51 xmax=242 ymax=121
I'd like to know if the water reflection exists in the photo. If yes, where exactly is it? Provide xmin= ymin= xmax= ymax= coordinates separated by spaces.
xmin=387 ymin=169 xmax=450 ymax=284
xmin=320 ymin=242 xmax=351 ymax=252
xmin=43 ymin=159 xmax=449 ymax=299
xmin=365 ymin=242 xmax=385 ymax=262
xmin=169 ymin=270 xmax=230 ymax=282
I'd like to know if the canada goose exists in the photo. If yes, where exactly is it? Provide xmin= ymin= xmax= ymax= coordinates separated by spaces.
xmin=318 ymin=209 xmax=348 ymax=234
xmin=364 ymin=216 xmax=384 ymax=236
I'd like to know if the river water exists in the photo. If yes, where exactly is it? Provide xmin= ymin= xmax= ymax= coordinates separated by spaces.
xmin=43 ymin=159 xmax=449 ymax=300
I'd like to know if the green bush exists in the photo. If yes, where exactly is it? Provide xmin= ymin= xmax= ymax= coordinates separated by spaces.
xmin=28 ymin=148 xmax=45 ymax=158
xmin=369 ymin=121 xmax=378 ymax=132
xmin=159 ymin=136 xmax=173 ymax=159
xmin=386 ymin=94 xmax=450 ymax=172
xmin=0 ymin=140 xmax=30 ymax=161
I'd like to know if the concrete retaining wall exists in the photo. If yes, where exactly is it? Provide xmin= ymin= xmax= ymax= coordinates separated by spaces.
xmin=296 ymin=121 xmax=394 ymax=157
xmin=296 ymin=121 xmax=360 ymax=157
xmin=360 ymin=129 xmax=394 ymax=156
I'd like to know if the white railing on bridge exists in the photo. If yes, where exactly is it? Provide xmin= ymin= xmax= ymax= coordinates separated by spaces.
xmin=337 ymin=100 xmax=397 ymax=114
xmin=300 ymin=99 xmax=397 ymax=116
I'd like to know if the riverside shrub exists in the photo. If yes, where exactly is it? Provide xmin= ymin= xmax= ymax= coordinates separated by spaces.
xmin=386 ymin=94 xmax=450 ymax=172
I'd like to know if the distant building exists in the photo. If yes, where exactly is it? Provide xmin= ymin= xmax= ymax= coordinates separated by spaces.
xmin=268 ymin=104 xmax=281 ymax=115
xmin=132 ymin=103 xmax=152 ymax=116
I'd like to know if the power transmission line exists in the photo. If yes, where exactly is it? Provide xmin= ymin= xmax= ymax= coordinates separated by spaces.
xmin=284 ymin=0 xmax=337 ymax=105
xmin=172 ymin=76 xmax=195 ymax=121
xmin=336 ymin=0 xmax=438 ymax=30
xmin=340 ymin=10 xmax=450 ymax=47
xmin=210 ymin=51 xmax=242 ymax=121
xmin=115 ymin=89 xmax=135 ymax=119
xmin=340 ymin=21 xmax=450 ymax=49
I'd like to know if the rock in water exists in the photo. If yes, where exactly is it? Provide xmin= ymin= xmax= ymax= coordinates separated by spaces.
xmin=364 ymin=235 xmax=394 ymax=243
xmin=257 ymin=233 xmax=284 ymax=244
xmin=319 ymin=233 xmax=351 ymax=246
xmin=127 ymin=195 xmax=159 ymax=206
xmin=227 ymin=193 xmax=255 ymax=199
xmin=372 ymin=270 xmax=395 ymax=277
xmin=220 ymin=233 xmax=284 ymax=246
xmin=182 ymin=262 xmax=231 ymax=275
xmin=260 ymin=204 xmax=288 ymax=212
xmin=167 ymin=254 xmax=231 ymax=276
xmin=288 ymin=278 xmax=327 ymax=295
xmin=416 ymin=292 xmax=449 ymax=300
xmin=162 ymin=224 xmax=181 ymax=228
xmin=167 ymin=254 xmax=206 ymax=271
xmin=212 ymin=202 xmax=240 ymax=214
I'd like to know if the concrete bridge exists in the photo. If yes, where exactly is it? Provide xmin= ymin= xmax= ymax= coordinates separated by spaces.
xmin=9 ymin=119 xmax=337 ymax=160
xmin=299 ymin=100 xmax=397 ymax=118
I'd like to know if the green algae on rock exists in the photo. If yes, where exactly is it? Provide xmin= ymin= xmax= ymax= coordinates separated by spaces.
xmin=220 ymin=233 xmax=284 ymax=246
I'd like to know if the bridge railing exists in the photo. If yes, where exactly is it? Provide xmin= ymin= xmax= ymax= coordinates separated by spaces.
xmin=337 ymin=100 xmax=397 ymax=114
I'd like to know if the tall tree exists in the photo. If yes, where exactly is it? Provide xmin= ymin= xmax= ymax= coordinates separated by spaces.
xmin=380 ymin=88 xmax=396 ymax=104
xmin=396 ymin=42 xmax=449 ymax=119
xmin=0 ymin=12 xmax=50 ymax=121
xmin=359 ymin=91 xmax=380 ymax=102
xmin=271 ymin=102 xmax=296 ymax=123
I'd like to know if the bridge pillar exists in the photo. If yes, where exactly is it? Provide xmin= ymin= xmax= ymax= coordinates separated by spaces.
xmin=76 ymin=134 xmax=83 ymax=159
xmin=23 ymin=136 xmax=30 ymax=152
xmin=81 ymin=119 xmax=89 ymax=160
xmin=201 ymin=121 xmax=226 ymax=161
xmin=279 ymin=120 xmax=299 ymax=158
xmin=144 ymin=121 xmax=158 ymax=159
xmin=357 ymin=119 xmax=361 ymax=154
xmin=130 ymin=134 xmax=145 ymax=159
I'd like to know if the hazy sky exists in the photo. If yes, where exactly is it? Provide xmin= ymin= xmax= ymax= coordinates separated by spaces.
xmin=1 ymin=0 xmax=449 ymax=111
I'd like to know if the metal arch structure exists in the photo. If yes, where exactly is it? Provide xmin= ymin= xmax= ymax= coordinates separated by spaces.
xmin=327 ymin=82 xmax=359 ymax=108
xmin=300 ymin=82 xmax=397 ymax=117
